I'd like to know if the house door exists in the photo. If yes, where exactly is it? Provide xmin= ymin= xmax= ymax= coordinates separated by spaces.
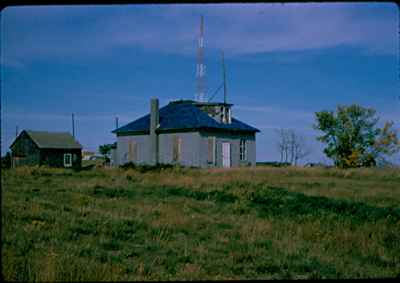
xmin=222 ymin=142 xmax=231 ymax=168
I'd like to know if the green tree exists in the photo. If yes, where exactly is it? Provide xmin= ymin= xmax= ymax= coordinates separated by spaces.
xmin=314 ymin=104 xmax=399 ymax=168
xmin=99 ymin=144 xmax=113 ymax=162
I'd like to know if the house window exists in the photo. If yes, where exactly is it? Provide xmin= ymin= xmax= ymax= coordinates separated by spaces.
xmin=128 ymin=141 xmax=137 ymax=162
xmin=64 ymin=153 xmax=72 ymax=167
xmin=207 ymin=137 xmax=216 ymax=164
xmin=220 ymin=106 xmax=231 ymax=124
xmin=173 ymin=136 xmax=182 ymax=162
xmin=240 ymin=139 xmax=247 ymax=161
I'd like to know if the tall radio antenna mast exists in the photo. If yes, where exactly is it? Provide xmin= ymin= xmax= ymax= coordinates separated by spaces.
xmin=222 ymin=51 xmax=227 ymax=104
xmin=196 ymin=15 xmax=206 ymax=102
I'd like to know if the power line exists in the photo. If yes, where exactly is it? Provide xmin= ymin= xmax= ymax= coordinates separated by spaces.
xmin=207 ymin=83 xmax=224 ymax=102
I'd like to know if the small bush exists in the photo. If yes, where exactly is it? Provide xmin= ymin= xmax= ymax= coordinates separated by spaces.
xmin=91 ymin=185 xmax=135 ymax=199
xmin=248 ymin=186 xmax=400 ymax=223
xmin=161 ymin=186 xmax=238 ymax=203
xmin=120 ymin=162 xmax=172 ymax=172
xmin=257 ymin=161 xmax=291 ymax=167
xmin=120 ymin=162 xmax=188 ymax=173
xmin=1 ymin=152 xmax=12 ymax=168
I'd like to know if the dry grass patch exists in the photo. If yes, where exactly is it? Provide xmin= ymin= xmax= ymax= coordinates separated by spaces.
xmin=2 ymin=166 xmax=399 ymax=280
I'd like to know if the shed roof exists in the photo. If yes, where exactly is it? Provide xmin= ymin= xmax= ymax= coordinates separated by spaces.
xmin=113 ymin=101 xmax=260 ymax=134
xmin=18 ymin=130 xmax=82 ymax=149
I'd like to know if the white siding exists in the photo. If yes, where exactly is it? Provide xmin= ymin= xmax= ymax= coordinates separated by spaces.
xmin=159 ymin=132 xmax=201 ymax=167
xmin=117 ymin=135 xmax=150 ymax=165
xmin=115 ymin=131 xmax=256 ymax=168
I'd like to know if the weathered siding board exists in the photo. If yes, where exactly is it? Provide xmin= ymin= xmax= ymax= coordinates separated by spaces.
xmin=10 ymin=131 xmax=41 ymax=167
xmin=199 ymin=131 xmax=256 ymax=168
xmin=10 ymin=133 xmax=82 ymax=168
xmin=39 ymin=149 xmax=82 ymax=168
xmin=13 ymin=152 xmax=40 ymax=167
xmin=246 ymin=138 xmax=256 ymax=166
xmin=117 ymin=135 xmax=150 ymax=165
xmin=111 ymin=148 xmax=118 ymax=166
xmin=158 ymin=132 xmax=201 ymax=167
xmin=115 ymin=131 xmax=255 ymax=168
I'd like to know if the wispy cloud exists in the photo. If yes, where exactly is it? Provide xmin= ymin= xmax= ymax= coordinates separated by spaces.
xmin=1 ymin=3 xmax=397 ymax=66
xmin=235 ymin=104 xmax=314 ymax=119
xmin=2 ymin=112 xmax=134 ymax=123
xmin=233 ymin=104 xmax=318 ymax=136
xmin=234 ymin=105 xmax=277 ymax=113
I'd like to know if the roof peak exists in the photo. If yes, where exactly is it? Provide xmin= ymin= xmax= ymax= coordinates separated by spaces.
xmin=11 ymin=129 xmax=82 ymax=149
xmin=169 ymin=100 xmax=233 ymax=106
xmin=169 ymin=99 xmax=196 ymax=105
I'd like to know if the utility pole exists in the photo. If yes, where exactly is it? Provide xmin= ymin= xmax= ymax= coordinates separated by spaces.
xmin=222 ymin=51 xmax=227 ymax=104
xmin=72 ymin=113 xmax=75 ymax=138
xmin=15 ymin=126 xmax=18 ymax=138
xmin=115 ymin=117 xmax=119 ymax=129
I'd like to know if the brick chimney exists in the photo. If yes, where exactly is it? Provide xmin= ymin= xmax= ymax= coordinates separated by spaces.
xmin=150 ymin=98 xmax=159 ymax=165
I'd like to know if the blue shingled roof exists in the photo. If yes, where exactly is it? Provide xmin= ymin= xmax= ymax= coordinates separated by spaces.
xmin=112 ymin=101 xmax=260 ymax=134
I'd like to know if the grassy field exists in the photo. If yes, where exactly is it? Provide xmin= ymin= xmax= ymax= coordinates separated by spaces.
xmin=2 ymin=166 xmax=400 ymax=280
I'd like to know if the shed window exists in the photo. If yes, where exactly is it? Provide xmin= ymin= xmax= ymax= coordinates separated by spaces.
xmin=207 ymin=137 xmax=216 ymax=164
xmin=240 ymin=139 xmax=247 ymax=161
xmin=172 ymin=136 xmax=182 ymax=162
xmin=64 ymin=153 xmax=72 ymax=167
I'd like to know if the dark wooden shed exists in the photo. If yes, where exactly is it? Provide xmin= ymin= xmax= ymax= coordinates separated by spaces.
xmin=10 ymin=130 xmax=82 ymax=168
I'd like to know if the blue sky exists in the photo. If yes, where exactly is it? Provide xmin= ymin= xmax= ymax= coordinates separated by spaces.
xmin=1 ymin=3 xmax=399 ymax=164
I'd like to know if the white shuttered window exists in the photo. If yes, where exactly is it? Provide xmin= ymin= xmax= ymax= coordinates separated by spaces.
xmin=207 ymin=137 xmax=216 ymax=165
xmin=240 ymin=139 xmax=247 ymax=161
xmin=173 ymin=136 xmax=182 ymax=162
